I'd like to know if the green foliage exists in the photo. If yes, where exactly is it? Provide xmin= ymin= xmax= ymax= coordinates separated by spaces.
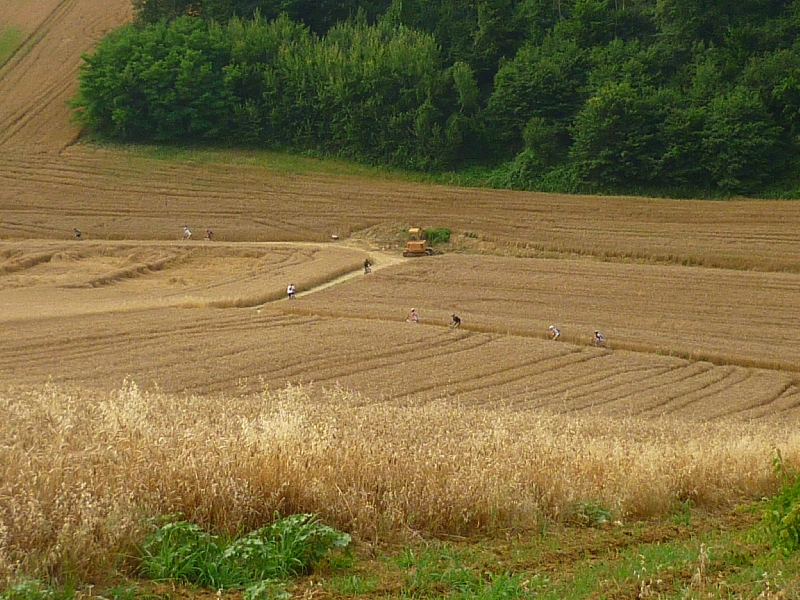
xmin=763 ymin=451 xmax=800 ymax=554
xmin=701 ymin=88 xmax=785 ymax=193
xmin=79 ymin=0 xmax=800 ymax=196
xmin=76 ymin=15 xmax=457 ymax=170
xmin=569 ymin=82 xmax=667 ymax=189
xmin=140 ymin=514 xmax=350 ymax=590
xmin=394 ymin=544 xmax=532 ymax=599
xmin=133 ymin=0 xmax=392 ymax=34
xmin=424 ymin=227 xmax=452 ymax=244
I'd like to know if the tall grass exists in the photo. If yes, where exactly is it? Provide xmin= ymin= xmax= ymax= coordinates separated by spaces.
xmin=1 ymin=382 xmax=797 ymax=584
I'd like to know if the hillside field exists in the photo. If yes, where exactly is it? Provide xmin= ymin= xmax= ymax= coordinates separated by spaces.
xmin=2 ymin=0 xmax=800 ymax=596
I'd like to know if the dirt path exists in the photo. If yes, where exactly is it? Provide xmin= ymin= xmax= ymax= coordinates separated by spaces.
xmin=294 ymin=249 xmax=404 ymax=299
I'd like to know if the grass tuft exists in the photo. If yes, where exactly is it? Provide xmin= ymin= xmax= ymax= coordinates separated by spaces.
xmin=0 ymin=28 xmax=24 ymax=67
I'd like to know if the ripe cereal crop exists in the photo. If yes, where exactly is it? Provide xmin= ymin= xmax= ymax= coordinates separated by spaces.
xmin=1 ymin=382 xmax=798 ymax=582
xmin=3 ymin=0 xmax=800 ymax=589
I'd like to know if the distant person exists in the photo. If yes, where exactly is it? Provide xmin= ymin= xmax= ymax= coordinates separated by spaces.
xmin=549 ymin=325 xmax=561 ymax=340
xmin=182 ymin=226 xmax=192 ymax=240
xmin=406 ymin=308 xmax=419 ymax=323
xmin=205 ymin=229 xmax=214 ymax=241
xmin=73 ymin=228 xmax=82 ymax=239
xmin=593 ymin=330 xmax=605 ymax=346
xmin=364 ymin=258 xmax=372 ymax=274
xmin=287 ymin=283 xmax=296 ymax=299
xmin=450 ymin=314 xmax=461 ymax=328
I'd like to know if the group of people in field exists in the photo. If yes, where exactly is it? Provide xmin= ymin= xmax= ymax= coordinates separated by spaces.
xmin=72 ymin=225 xmax=215 ymax=241
xmin=404 ymin=308 xmax=460 ymax=328
xmin=73 ymin=225 xmax=607 ymax=346
xmin=405 ymin=311 xmax=604 ymax=345
xmin=549 ymin=325 xmax=605 ymax=346
xmin=182 ymin=226 xmax=214 ymax=241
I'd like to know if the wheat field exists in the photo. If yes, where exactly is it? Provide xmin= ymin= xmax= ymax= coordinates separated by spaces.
xmin=3 ymin=0 xmax=800 ymax=587
xmin=2 ymin=382 xmax=797 ymax=582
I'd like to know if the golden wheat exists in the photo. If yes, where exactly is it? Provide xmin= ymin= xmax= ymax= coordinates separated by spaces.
xmin=1 ymin=382 xmax=796 ymax=583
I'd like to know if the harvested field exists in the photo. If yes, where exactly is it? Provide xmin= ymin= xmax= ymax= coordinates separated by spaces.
xmin=0 ymin=239 xmax=368 ymax=318
xmin=0 ymin=0 xmax=131 ymax=149
xmin=2 ymin=246 xmax=799 ymax=423
xmin=3 ymin=148 xmax=800 ymax=274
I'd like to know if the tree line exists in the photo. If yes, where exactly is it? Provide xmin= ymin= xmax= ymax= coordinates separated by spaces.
xmin=74 ymin=0 xmax=800 ymax=196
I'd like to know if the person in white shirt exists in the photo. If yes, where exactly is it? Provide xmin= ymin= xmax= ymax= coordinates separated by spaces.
xmin=182 ymin=226 xmax=192 ymax=240
xmin=548 ymin=325 xmax=561 ymax=340
xmin=287 ymin=283 xmax=296 ymax=299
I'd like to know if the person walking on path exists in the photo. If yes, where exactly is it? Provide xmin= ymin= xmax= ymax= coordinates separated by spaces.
xmin=182 ymin=226 xmax=192 ymax=240
xmin=287 ymin=283 xmax=296 ymax=299
xmin=364 ymin=258 xmax=372 ymax=274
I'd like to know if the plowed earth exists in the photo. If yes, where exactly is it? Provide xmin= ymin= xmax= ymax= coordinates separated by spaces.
xmin=1 ymin=0 xmax=800 ymax=424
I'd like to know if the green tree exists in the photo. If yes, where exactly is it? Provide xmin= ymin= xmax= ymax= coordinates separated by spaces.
xmin=486 ymin=32 xmax=586 ymax=155
xmin=701 ymin=88 xmax=785 ymax=193
xmin=569 ymin=81 xmax=667 ymax=188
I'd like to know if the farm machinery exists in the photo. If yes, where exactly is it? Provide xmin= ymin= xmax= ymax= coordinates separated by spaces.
xmin=403 ymin=228 xmax=435 ymax=257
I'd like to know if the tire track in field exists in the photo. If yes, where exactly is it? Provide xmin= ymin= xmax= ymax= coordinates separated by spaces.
xmin=266 ymin=326 xmax=497 ymax=383
xmin=395 ymin=345 xmax=583 ymax=401
xmin=0 ymin=0 xmax=132 ymax=149
xmin=703 ymin=375 xmax=800 ymax=421
xmin=0 ymin=311 xmax=315 ymax=376
xmin=652 ymin=367 xmax=753 ymax=418
xmin=541 ymin=362 xmax=669 ymax=411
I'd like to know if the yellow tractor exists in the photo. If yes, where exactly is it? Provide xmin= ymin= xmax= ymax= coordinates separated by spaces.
xmin=403 ymin=227 xmax=435 ymax=257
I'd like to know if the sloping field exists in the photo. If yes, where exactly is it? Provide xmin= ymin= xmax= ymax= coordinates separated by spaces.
xmin=300 ymin=254 xmax=800 ymax=371
xmin=0 ymin=0 xmax=131 ymax=150
xmin=0 ymin=239 xmax=368 ymax=318
xmin=2 ymin=248 xmax=799 ymax=423
xmin=0 ymin=0 xmax=799 ymax=430
xmin=2 ymin=148 xmax=800 ymax=273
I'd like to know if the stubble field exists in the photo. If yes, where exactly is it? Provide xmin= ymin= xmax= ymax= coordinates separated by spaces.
xmin=2 ymin=0 xmax=800 ymax=586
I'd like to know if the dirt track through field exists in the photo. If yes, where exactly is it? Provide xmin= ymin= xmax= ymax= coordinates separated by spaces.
xmin=2 ymin=0 xmax=800 ymax=425
xmin=2 ymin=240 xmax=800 ymax=423
xmin=3 ymin=147 xmax=800 ymax=271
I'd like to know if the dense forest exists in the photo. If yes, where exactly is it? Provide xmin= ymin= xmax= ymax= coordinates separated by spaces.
xmin=74 ymin=0 xmax=800 ymax=196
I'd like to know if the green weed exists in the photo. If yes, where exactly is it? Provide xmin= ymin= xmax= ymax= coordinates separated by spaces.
xmin=392 ymin=544 xmax=533 ymax=599
xmin=326 ymin=574 xmax=378 ymax=595
xmin=140 ymin=513 xmax=350 ymax=590
xmin=565 ymin=501 xmax=612 ymax=527
xmin=763 ymin=450 xmax=800 ymax=554
xmin=424 ymin=227 xmax=452 ymax=245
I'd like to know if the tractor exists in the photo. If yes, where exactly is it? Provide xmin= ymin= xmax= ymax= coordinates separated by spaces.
xmin=403 ymin=228 xmax=434 ymax=257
